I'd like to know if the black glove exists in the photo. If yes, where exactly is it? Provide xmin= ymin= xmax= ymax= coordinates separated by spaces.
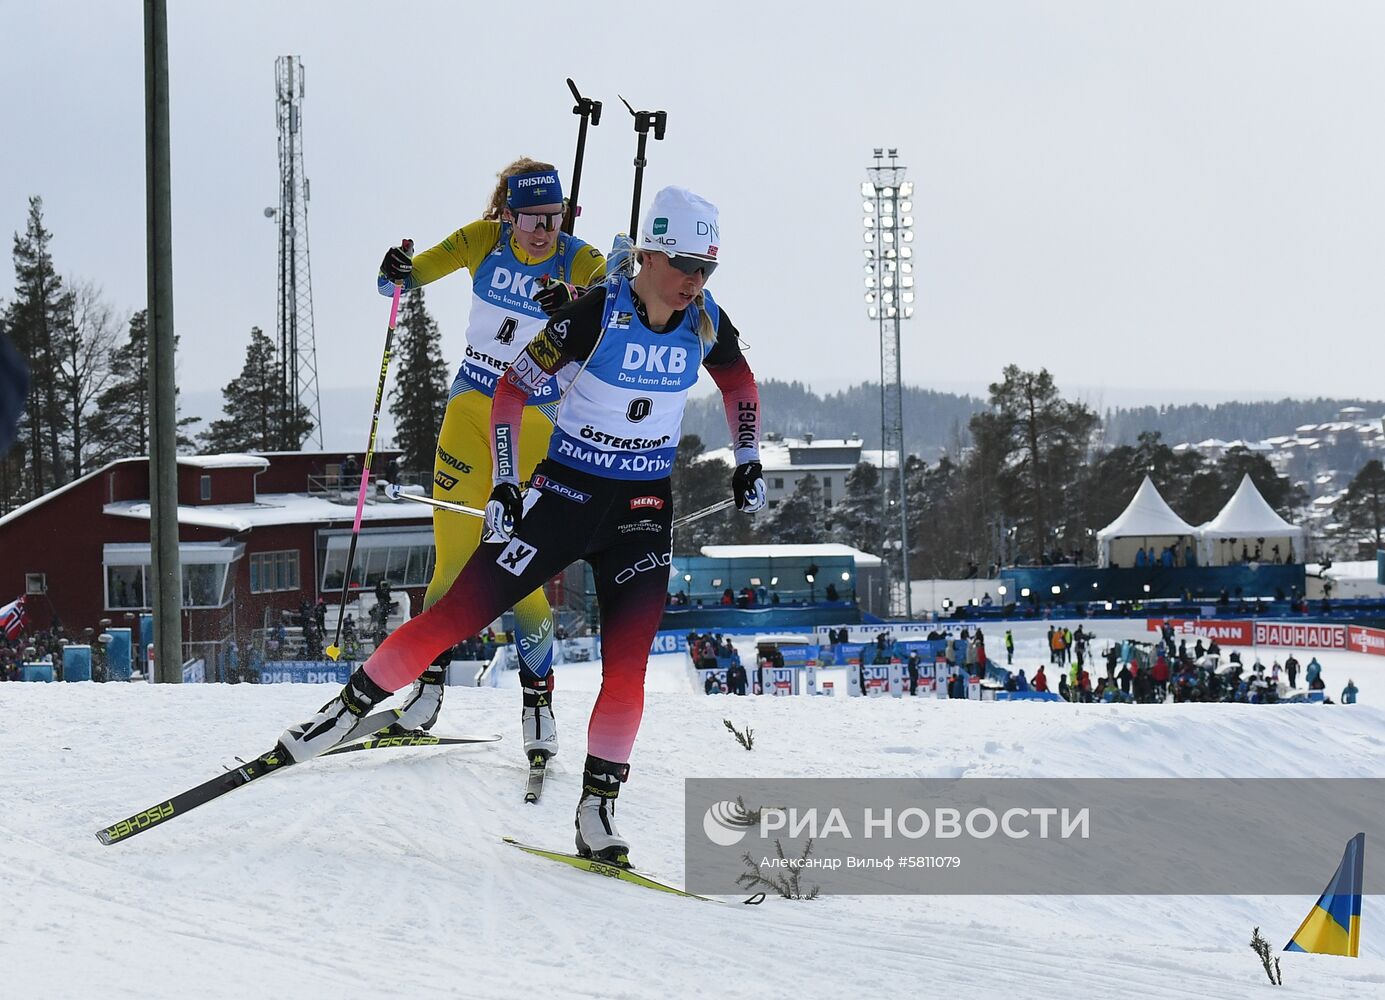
xmin=380 ymin=242 xmax=413 ymax=284
xmin=732 ymin=461 xmax=767 ymax=513
xmin=534 ymin=275 xmax=581 ymax=316
xmin=484 ymin=481 xmax=524 ymax=540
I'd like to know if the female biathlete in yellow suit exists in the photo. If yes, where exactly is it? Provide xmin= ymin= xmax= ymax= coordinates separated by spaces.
xmin=376 ymin=158 xmax=605 ymax=764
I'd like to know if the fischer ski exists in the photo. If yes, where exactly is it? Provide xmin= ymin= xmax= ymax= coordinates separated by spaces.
xmin=323 ymin=731 xmax=501 ymax=756
xmin=94 ymin=712 xmax=496 ymax=846
xmin=524 ymin=752 xmax=549 ymax=803
xmin=502 ymin=837 xmax=764 ymax=904
xmin=96 ymin=745 xmax=291 ymax=846
xmin=503 ymin=837 xmax=708 ymax=899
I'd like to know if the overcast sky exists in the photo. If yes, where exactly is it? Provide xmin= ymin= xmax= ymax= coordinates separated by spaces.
xmin=5 ymin=1 xmax=1385 ymax=433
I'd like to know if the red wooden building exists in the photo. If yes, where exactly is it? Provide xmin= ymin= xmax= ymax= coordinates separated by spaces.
xmin=0 ymin=452 xmax=434 ymax=662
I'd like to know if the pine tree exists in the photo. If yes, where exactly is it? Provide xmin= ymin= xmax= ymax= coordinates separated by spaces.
xmin=907 ymin=455 xmax=975 ymax=577
xmin=387 ymin=286 xmax=449 ymax=476
xmin=969 ymin=366 xmax=1098 ymax=562
xmin=1335 ymin=458 xmax=1385 ymax=554
xmin=670 ymin=434 xmax=736 ymax=554
xmin=6 ymin=196 xmax=74 ymax=494
xmin=762 ymin=473 xmax=824 ymax=544
xmin=85 ymin=310 xmax=149 ymax=466
xmin=833 ymin=462 xmax=884 ymax=555
xmin=200 ymin=326 xmax=314 ymax=452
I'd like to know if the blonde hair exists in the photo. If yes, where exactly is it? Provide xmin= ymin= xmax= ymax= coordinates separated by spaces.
xmin=483 ymin=157 xmax=558 ymax=220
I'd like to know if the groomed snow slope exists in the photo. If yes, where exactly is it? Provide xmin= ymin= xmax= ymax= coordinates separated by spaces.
xmin=3 ymin=650 xmax=1383 ymax=1000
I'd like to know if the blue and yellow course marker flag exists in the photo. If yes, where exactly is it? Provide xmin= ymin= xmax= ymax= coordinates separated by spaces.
xmin=1285 ymin=832 xmax=1364 ymax=957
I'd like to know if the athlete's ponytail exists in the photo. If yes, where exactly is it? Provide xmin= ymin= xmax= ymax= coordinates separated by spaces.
xmin=483 ymin=157 xmax=558 ymax=220
xmin=692 ymin=292 xmax=716 ymax=348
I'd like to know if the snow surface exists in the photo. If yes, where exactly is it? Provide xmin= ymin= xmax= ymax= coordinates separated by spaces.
xmin=4 ymin=642 xmax=1385 ymax=999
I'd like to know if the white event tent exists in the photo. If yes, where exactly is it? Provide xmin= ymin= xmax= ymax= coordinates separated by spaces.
xmin=1096 ymin=476 xmax=1199 ymax=568
xmin=1199 ymin=474 xmax=1304 ymax=565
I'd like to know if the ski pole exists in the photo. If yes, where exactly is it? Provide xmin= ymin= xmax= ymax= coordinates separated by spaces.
xmin=383 ymin=483 xmax=484 ymax=519
xmin=620 ymin=95 xmax=666 ymax=241
xmin=386 ymin=480 xmax=728 ymax=529
xmin=674 ymin=497 xmax=736 ymax=528
xmin=326 ymin=240 xmax=411 ymax=662
xmin=563 ymin=78 xmax=601 ymax=235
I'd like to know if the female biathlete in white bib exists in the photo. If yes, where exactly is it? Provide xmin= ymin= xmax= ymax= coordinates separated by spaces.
xmin=376 ymin=159 xmax=605 ymax=769
xmin=282 ymin=187 xmax=767 ymax=863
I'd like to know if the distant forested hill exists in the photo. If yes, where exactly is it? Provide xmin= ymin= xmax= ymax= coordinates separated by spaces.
xmin=1099 ymin=398 xmax=1385 ymax=447
xmin=683 ymin=382 xmax=1385 ymax=459
xmin=681 ymin=381 xmax=985 ymax=459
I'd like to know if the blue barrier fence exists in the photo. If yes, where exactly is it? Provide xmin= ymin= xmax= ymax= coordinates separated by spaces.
xmin=62 ymin=645 xmax=92 ymax=682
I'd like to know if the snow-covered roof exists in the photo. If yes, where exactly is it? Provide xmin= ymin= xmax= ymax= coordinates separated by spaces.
xmin=784 ymin=436 xmax=864 ymax=449
xmin=0 ymin=454 xmax=274 ymax=530
xmin=1325 ymin=559 xmax=1380 ymax=580
xmin=699 ymin=543 xmax=883 ymax=567
xmin=1200 ymin=474 xmax=1303 ymax=540
xmin=176 ymin=454 xmax=271 ymax=470
xmin=104 ymin=492 xmax=432 ymax=533
xmin=1096 ymin=476 xmax=1197 ymax=542
xmin=700 ymin=440 xmax=898 ymax=472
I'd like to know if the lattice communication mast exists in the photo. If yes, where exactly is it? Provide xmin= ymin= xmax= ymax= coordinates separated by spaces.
xmin=272 ymin=55 xmax=321 ymax=447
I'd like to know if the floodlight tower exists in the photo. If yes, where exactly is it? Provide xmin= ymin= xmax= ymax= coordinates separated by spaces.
xmin=270 ymin=55 xmax=321 ymax=447
xmin=862 ymin=148 xmax=915 ymax=618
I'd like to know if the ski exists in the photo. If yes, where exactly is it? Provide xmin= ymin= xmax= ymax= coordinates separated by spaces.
xmin=96 ymin=745 xmax=291 ymax=846
xmin=323 ymin=732 xmax=501 ymax=756
xmin=95 ymin=715 xmax=496 ymax=846
xmin=524 ymin=752 xmax=549 ymax=803
xmin=503 ymin=837 xmax=762 ymax=904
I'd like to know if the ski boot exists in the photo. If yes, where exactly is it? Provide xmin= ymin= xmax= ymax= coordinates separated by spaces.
xmin=575 ymin=754 xmax=630 ymax=866
xmin=378 ymin=657 xmax=447 ymax=736
xmin=521 ymin=672 xmax=558 ymax=762
xmin=279 ymin=668 xmax=388 ymax=762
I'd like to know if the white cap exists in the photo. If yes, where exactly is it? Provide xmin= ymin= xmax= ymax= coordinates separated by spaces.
xmin=638 ymin=186 xmax=720 ymax=261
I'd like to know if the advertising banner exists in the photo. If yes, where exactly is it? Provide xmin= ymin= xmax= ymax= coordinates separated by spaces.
xmin=259 ymin=661 xmax=353 ymax=684
xmin=1254 ymin=621 xmax=1347 ymax=650
xmin=1146 ymin=618 xmax=1253 ymax=645
xmin=1346 ymin=625 xmax=1385 ymax=656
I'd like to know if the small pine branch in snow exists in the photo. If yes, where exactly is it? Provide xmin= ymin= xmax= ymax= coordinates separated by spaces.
xmin=735 ymin=795 xmax=762 ymax=825
xmin=737 ymin=838 xmax=821 ymax=900
xmin=1249 ymin=927 xmax=1282 ymax=985
xmin=723 ymin=718 xmax=754 ymax=750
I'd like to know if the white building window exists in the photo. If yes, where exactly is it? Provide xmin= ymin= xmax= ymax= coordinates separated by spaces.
xmin=249 ymin=550 xmax=300 ymax=594
xmin=320 ymin=530 xmax=435 ymax=592
xmin=103 ymin=542 xmax=240 ymax=610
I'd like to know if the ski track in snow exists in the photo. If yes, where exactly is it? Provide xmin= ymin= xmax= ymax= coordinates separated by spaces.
xmin=3 ymin=641 xmax=1385 ymax=999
